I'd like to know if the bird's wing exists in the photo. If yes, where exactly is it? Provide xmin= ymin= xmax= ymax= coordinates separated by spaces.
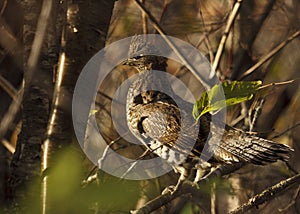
xmin=130 ymin=101 xmax=200 ymax=158
xmin=211 ymin=126 xmax=292 ymax=164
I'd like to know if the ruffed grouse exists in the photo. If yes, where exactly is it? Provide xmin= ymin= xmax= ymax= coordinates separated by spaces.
xmin=125 ymin=35 xmax=292 ymax=184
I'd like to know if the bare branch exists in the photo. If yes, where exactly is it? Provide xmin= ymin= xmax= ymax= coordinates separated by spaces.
xmin=212 ymin=0 xmax=243 ymax=73
xmin=229 ymin=174 xmax=300 ymax=214
xmin=0 ymin=74 xmax=18 ymax=100
xmin=249 ymin=98 xmax=265 ymax=132
xmin=278 ymin=186 xmax=300 ymax=212
xmin=198 ymin=2 xmax=214 ymax=64
xmin=97 ymin=139 xmax=119 ymax=170
xmin=133 ymin=0 xmax=211 ymax=89
xmin=0 ymin=17 xmax=23 ymax=68
xmin=271 ymin=123 xmax=300 ymax=140
xmin=131 ymin=163 xmax=244 ymax=214
xmin=140 ymin=0 xmax=148 ymax=34
xmin=240 ymin=30 xmax=300 ymax=79
xmin=0 ymin=0 xmax=7 ymax=15
xmin=26 ymin=0 xmax=53 ymax=84
xmin=120 ymin=148 xmax=152 ymax=179
xmin=258 ymin=79 xmax=294 ymax=91
xmin=0 ymin=88 xmax=23 ymax=143
xmin=1 ymin=138 xmax=15 ymax=154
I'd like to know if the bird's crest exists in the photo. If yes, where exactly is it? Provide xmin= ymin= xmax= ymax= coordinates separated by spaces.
xmin=128 ymin=35 xmax=161 ymax=59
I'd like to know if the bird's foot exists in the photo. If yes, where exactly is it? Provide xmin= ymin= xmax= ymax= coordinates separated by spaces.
xmin=187 ymin=180 xmax=200 ymax=189
xmin=162 ymin=185 xmax=177 ymax=195
xmin=162 ymin=179 xmax=184 ymax=195
xmin=162 ymin=179 xmax=200 ymax=195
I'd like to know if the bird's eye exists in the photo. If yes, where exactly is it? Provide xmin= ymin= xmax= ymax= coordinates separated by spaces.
xmin=134 ymin=55 xmax=143 ymax=59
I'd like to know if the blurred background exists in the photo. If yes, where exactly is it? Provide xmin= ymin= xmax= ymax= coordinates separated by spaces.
xmin=0 ymin=0 xmax=300 ymax=213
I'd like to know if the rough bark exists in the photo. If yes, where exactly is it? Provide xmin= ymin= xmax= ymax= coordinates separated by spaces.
xmin=6 ymin=0 xmax=53 ymax=212
xmin=41 ymin=0 xmax=115 ymax=213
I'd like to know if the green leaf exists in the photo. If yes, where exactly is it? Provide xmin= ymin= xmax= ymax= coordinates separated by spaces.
xmin=89 ymin=109 xmax=98 ymax=116
xmin=193 ymin=80 xmax=263 ymax=120
xmin=192 ymin=91 xmax=208 ymax=119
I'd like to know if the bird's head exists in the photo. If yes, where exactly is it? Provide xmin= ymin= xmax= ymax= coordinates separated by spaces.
xmin=123 ymin=35 xmax=167 ymax=72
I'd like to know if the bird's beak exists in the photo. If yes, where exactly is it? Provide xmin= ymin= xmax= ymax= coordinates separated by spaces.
xmin=123 ymin=54 xmax=144 ymax=66
xmin=123 ymin=58 xmax=137 ymax=66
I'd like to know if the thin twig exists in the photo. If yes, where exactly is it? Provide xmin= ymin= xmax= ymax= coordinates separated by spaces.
xmin=173 ymin=35 xmax=207 ymax=77
xmin=140 ymin=0 xmax=148 ymax=34
xmin=0 ymin=87 xmax=23 ymax=142
xmin=230 ymin=114 xmax=245 ymax=127
xmin=271 ymin=123 xmax=300 ymax=140
xmin=120 ymin=148 xmax=152 ymax=179
xmin=211 ymin=182 xmax=217 ymax=214
xmin=26 ymin=0 xmax=53 ymax=84
xmin=0 ymin=0 xmax=7 ymax=15
xmin=97 ymin=91 xmax=125 ymax=105
xmin=1 ymin=138 xmax=15 ymax=154
xmin=229 ymin=174 xmax=300 ymax=214
xmin=97 ymin=138 xmax=120 ymax=170
xmin=285 ymin=162 xmax=299 ymax=176
xmin=131 ymin=163 xmax=244 ymax=214
xmin=0 ymin=17 xmax=23 ymax=68
xmin=133 ymin=0 xmax=210 ymax=89
xmin=82 ymin=134 xmax=130 ymax=187
xmin=240 ymin=30 xmax=300 ymax=79
xmin=278 ymin=185 xmax=300 ymax=212
xmin=198 ymin=2 xmax=214 ymax=64
xmin=212 ymin=0 xmax=243 ymax=74
xmin=0 ymin=74 xmax=18 ymax=100
xmin=258 ymin=79 xmax=294 ymax=91
xmin=230 ymin=102 xmax=248 ymax=127
xmin=249 ymin=98 xmax=265 ymax=132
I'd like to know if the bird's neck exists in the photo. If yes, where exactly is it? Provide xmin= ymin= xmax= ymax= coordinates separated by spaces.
xmin=127 ymin=69 xmax=174 ymax=106
xmin=127 ymin=55 xmax=171 ymax=107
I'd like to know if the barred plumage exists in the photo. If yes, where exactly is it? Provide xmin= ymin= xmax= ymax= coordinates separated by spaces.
xmin=125 ymin=35 xmax=292 ymax=182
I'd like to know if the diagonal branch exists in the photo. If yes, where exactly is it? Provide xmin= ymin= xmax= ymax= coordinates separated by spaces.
xmin=212 ymin=0 xmax=243 ymax=74
xmin=0 ymin=17 xmax=23 ymax=68
xmin=0 ymin=74 xmax=18 ymax=101
xmin=240 ymin=30 xmax=300 ymax=79
xmin=0 ymin=87 xmax=23 ymax=145
xmin=25 ymin=0 xmax=53 ymax=85
xmin=1 ymin=138 xmax=15 ymax=154
xmin=131 ymin=163 xmax=244 ymax=214
xmin=271 ymin=123 xmax=300 ymax=140
xmin=228 ymin=174 xmax=300 ymax=214
xmin=140 ymin=0 xmax=148 ymax=34
xmin=134 ymin=0 xmax=211 ymax=89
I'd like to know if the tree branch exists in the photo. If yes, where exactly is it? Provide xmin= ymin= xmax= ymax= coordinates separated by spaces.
xmin=240 ymin=30 xmax=300 ymax=79
xmin=131 ymin=163 xmax=244 ymax=214
xmin=229 ymin=174 xmax=300 ymax=214
xmin=0 ymin=74 xmax=18 ymax=100
xmin=212 ymin=0 xmax=243 ymax=74
xmin=134 ymin=0 xmax=211 ymax=89
xmin=7 ymin=0 xmax=53 ymax=211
